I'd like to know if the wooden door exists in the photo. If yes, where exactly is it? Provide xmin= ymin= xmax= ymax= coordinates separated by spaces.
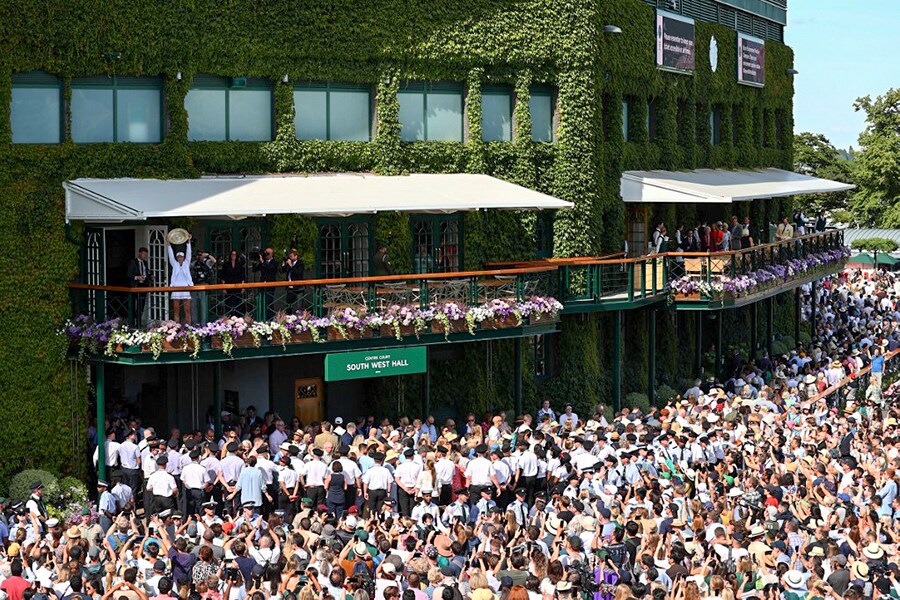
xmin=295 ymin=377 xmax=324 ymax=425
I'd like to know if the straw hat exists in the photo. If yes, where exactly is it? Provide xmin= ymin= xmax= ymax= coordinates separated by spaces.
xmin=66 ymin=526 xmax=82 ymax=539
xmin=166 ymin=228 xmax=191 ymax=245
xmin=852 ymin=561 xmax=870 ymax=580
xmin=783 ymin=570 xmax=805 ymax=589
xmin=434 ymin=534 xmax=453 ymax=557
xmin=862 ymin=542 xmax=885 ymax=560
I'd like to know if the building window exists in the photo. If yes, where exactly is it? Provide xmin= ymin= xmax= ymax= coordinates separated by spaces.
xmin=532 ymin=335 xmax=549 ymax=379
xmin=410 ymin=215 xmax=462 ymax=273
xmin=647 ymin=97 xmax=658 ymax=143
xmin=481 ymin=84 xmax=513 ymax=142
xmin=398 ymin=82 xmax=464 ymax=142
xmin=71 ymin=76 xmax=163 ymax=144
xmin=775 ymin=110 xmax=784 ymax=149
xmin=293 ymin=83 xmax=371 ymax=141
xmin=676 ymin=100 xmax=689 ymax=146
xmin=315 ymin=218 xmax=372 ymax=279
xmin=185 ymin=75 xmax=273 ymax=142
xmin=622 ymin=98 xmax=631 ymax=141
xmin=530 ymin=85 xmax=554 ymax=142
xmin=10 ymin=72 xmax=62 ymax=144
xmin=732 ymin=107 xmax=740 ymax=145
xmin=710 ymin=106 xmax=722 ymax=145
xmin=535 ymin=212 xmax=554 ymax=258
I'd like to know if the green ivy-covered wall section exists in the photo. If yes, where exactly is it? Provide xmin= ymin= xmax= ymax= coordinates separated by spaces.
xmin=0 ymin=0 xmax=794 ymax=482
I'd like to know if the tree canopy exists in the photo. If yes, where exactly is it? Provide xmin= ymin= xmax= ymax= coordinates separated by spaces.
xmin=851 ymin=89 xmax=900 ymax=227
xmin=792 ymin=132 xmax=854 ymax=215
xmin=850 ymin=237 xmax=899 ymax=253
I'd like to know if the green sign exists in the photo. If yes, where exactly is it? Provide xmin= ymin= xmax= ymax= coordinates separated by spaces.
xmin=325 ymin=347 xmax=427 ymax=382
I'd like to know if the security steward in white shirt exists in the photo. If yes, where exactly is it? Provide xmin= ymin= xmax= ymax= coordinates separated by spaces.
xmin=146 ymin=454 xmax=178 ymax=514
xmin=362 ymin=451 xmax=392 ymax=517
xmin=434 ymin=446 xmax=455 ymax=506
xmin=180 ymin=449 xmax=210 ymax=515
xmin=465 ymin=444 xmax=493 ymax=501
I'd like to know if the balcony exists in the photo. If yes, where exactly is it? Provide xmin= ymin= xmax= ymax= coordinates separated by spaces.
xmin=66 ymin=267 xmax=562 ymax=364
xmin=666 ymin=230 xmax=848 ymax=310
xmin=487 ymin=230 xmax=848 ymax=312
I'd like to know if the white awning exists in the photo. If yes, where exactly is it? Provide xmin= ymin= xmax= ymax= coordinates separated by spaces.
xmin=64 ymin=173 xmax=573 ymax=222
xmin=620 ymin=168 xmax=855 ymax=204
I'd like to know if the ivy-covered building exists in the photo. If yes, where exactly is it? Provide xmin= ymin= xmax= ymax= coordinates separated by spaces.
xmin=0 ymin=0 xmax=850 ymax=480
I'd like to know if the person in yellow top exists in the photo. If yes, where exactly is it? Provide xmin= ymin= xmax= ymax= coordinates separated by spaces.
xmin=775 ymin=217 xmax=795 ymax=241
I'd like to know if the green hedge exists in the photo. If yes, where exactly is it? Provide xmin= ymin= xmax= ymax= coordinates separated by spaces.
xmin=0 ymin=0 xmax=795 ymax=478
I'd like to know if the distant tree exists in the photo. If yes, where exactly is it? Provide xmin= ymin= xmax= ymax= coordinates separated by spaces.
xmin=851 ymin=237 xmax=898 ymax=267
xmin=792 ymin=132 xmax=854 ymax=214
xmin=852 ymin=89 xmax=900 ymax=227
xmin=830 ymin=209 xmax=854 ymax=225
xmin=850 ymin=237 xmax=898 ymax=253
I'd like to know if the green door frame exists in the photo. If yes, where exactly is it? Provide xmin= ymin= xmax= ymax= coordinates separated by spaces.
xmin=409 ymin=214 xmax=465 ymax=274
xmin=314 ymin=216 xmax=375 ymax=278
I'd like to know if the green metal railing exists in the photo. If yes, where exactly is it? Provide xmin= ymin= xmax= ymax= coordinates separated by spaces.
xmin=70 ymin=266 xmax=558 ymax=327
xmin=666 ymin=229 xmax=845 ymax=288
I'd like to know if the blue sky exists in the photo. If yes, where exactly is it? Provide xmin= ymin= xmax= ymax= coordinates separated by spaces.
xmin=787 ymin=0 xmax=900 ymax=151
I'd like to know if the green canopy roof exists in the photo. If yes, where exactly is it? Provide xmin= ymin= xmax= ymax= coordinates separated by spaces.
xmin=849 ymin=252 xmax=898 ymax=266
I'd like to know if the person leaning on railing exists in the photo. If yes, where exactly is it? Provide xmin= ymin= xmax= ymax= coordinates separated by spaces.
xmin=126 ymin=246 xmax=152 ymax=326
xmin=219 ymin=250 xmax=246 ymax=316
xmin=775 ymin=217 xmax=794 ymax=242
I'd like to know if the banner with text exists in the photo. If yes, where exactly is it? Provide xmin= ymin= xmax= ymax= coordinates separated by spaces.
xmin=656 ymin=10 xmax=695 ymax=74
xmin=325 ymin=347 xmax=427 ymax=382
xmin=737 ymin=33 xmax=766 ymax=87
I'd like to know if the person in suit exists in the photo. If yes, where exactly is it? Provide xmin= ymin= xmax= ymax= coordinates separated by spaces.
xmin=252 ymin=248 xmax=278 ymax=318
xmin=219 ymin=250 xmax=246 ymax=316
xmin=281 ymin=249 xmax=304 ymax=309
xmin=372 ymin=242 xmax=392 ymax=276
xmin=126 ymin=247 xmax=152 ymax=326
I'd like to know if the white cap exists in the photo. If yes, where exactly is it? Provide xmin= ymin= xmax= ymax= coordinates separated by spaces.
xmin=334 ymin=417 xmax=343 ymax=425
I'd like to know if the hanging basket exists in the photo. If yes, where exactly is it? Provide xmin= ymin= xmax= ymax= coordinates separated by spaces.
xmin=327 ymin=327 xmax=372 ymax=341
xmin=272 ymin=330 xmax=314 ymax=345
xmin=431 ymin=320 xmax=469 ymax=335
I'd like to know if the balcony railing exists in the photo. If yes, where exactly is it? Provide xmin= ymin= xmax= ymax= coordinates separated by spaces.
xmin=665 ymin=230 xmax=847 ymax=304
xmin=485 ymin=230 xmax=847 ymax=311
xmin=70 ymin=266 xmax=560 ymax=327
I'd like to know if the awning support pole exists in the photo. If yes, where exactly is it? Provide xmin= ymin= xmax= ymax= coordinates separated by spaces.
xmin=423 ymin=348 xmax=431 ymax=418
xmin=96 ymin=363 xmax=106 ymax=482
xmin=648 ymin=308 xmax=656 ymax=405
xmin=794 ymin=288 xmax=801 ymax=345
xmin=213 ymin=363 xmax=222 ymax=438
xmin=613 ymin=312 xmax=622 ymax=412
xmin=715 ymin=311 xmax=723 ymax=381
xmin=810 ymin=281 xmax=817 ymax=344
xmin=695 ymin=312 xmax=703 ymax=377
xmin=767 ymin=297 xmax=774 ymax=359
xmin=514 ymin=338 xmax=523 ymax=417
xmin=751 ymin=302 xmax=758 ymax=360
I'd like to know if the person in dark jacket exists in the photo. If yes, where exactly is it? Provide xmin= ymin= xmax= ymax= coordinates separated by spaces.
xmin=219 ymin=250 xmax=246 ymax=316
xmin=280 ymin=249 xmax=304 ymax=309
xmin=253 ymin=248 xmax=278 ymax=318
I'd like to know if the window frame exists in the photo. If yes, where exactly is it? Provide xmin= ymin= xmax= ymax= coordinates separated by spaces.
xmin=529 ymin=84 xmax=555 ymax=143
xmin=70 ymin=75 xmax=165 ymax=144
xmin=480 ymin=83 xmax=514 ymax=142
xmin=710 ymin=106 xmax=723 ymax=146
xmin=622 ymin=97 xmax=631 ymax=141
xmin=647 ymin=97 xmax=658 ymax=143
xmin=187 ymin=75 xmax=274 ymax=142
xmin=408 ymin=214 xmax=465 ymax=274
xmin=314 ymin=216 xmax=375 ymax=279
xmin=10 ymin=72 xmax=64 ymax=144
xmin=292 ymin=82 xmax=372 ymax=142
xmin=398 ymin=81 xmax=465 ymax=142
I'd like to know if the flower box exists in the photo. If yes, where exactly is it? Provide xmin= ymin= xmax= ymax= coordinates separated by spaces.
xmin=211 ymin=333 xmax=257 ymax=349
xmin=380 ymin=324 xmax=418 ymax=338
xmin=327 ymin=327 xmax=372 ymax=341
xmin=431 ymin=320 xmax=469 ymax=335
xmin=485 ymin=317 xmax=520 ymax=329
xmin=674 ymin=292 xmax=701 ymax=300
xmin=272 ymin=330 xmax=314 ymax=345
xmin=141 ymin=339 xmax=188 ymax=353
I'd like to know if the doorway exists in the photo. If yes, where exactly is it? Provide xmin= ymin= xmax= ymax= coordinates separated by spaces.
xmin=105 ymin=229 xmax=136 ymax=321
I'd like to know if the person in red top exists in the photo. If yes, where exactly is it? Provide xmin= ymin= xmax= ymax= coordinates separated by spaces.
xmin=1 ymin=560 xmax=31 ymax=600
